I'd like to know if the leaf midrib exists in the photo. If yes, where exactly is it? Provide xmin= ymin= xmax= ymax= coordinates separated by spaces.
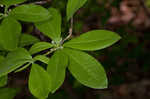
xmin=68 ymin=53 xmax=100 ymax=83
xmin=66 ymin=37 xmax=117 ymax=45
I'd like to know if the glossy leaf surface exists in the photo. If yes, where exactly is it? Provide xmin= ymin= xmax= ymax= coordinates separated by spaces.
xmin=10 ymin=4 xmax=51 ymax=22
xmin=35 ymin=8 xmax=61 ymax=41
xmin=0 ymin=17 xmax=21 ymax=51
xmin=0 ymin=48 xmax=33 ymax=77
xmin=63 ymin=48 xmax=108 ymax=89
xmin=64 ymin=30 xmax=121 ymax=51
xmin=47 ymin=50 xmax=68 ymax=93
xmin=29 ymin=64 xmax=51 ymax=99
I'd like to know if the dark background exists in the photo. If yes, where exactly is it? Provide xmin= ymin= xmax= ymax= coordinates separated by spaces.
xmin=3 ymin=0 xmax=150 ymax=99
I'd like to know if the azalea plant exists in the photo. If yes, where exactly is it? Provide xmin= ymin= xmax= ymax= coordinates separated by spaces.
xmin=0 ymin=0 xmax=121 ymax=99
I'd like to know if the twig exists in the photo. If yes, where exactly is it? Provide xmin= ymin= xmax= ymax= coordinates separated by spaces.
xmin=43 ymin=48 xmax=56 ymax=56
xmin=43 ymin=46 xmax=63 ymax=56
xmin=15 ymin=0 xmax=51 ymax=6
xmin=31 ymin=0 xmax=51 ymax=5
xmin=61 ymin=17 xmax=74 ymax=44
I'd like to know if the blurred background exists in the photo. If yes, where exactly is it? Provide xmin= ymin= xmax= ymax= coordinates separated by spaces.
xmin=1 ymin=0 xmax=150 ymax=99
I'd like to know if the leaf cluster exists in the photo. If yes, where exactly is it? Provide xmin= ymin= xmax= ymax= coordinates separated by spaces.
xmin=0 ymin=0 xmax=121 ymax=99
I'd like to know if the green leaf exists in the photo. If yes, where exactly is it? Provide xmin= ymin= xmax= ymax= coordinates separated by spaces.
xmin=29 ymin=63 xmax=51 ymax=99
xmin=67 ymin=0 xmax=87 ymax=21
xmin=47 ymin=50 xmax=68 ymax=93
xmin=35 ymin=8 xmax=62 ymax=41
xmin=0 ymin=88 xmax=19 ymax=99
xmin=0 ymin=75 xmax=7 ymax=87
xmin=0 ymin=55 xmax=4 ymax=63
xmin=0 ymin=48 xmax=33 ymax=77
xmin=63 ymin=48 xmax=108 ymax=89
xmin=0 ymin=46 xmax=4 ymax=51
xmin=64 ymin=30 xmax=121 ymax=51
xmin=0 ymin=0 xmax=26 ymax=7
xmin=34 ymin=55 xmax=49 ymax=64
xmin=29 ymin=42 xmax=53 ymax=55
xmin=10 ymin=4 xmax=51 ymax=22
xmin=0 ymin=17 xmax=21 ymax=51
xmin=0 ymin=57 xmax=7 ymax=87
xmin=19 ymin=34 xmax=40 ymax=47
xmin=146 ymin=0 xmax=150 ymax=8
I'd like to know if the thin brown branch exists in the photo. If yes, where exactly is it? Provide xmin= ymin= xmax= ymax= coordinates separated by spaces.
xmin=61 ymin=17 xmax=74 ymax=44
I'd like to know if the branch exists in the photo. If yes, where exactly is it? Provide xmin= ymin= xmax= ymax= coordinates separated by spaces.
xmin=14 ymin=0 xmax=52 ymax=6
xmin=44 ymin=48 xmax=57 ymax=56
xmin=61 ymin=17 xmax=74 ymax=44
xmin=31 ymin=0 xmax=51 ymax=5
